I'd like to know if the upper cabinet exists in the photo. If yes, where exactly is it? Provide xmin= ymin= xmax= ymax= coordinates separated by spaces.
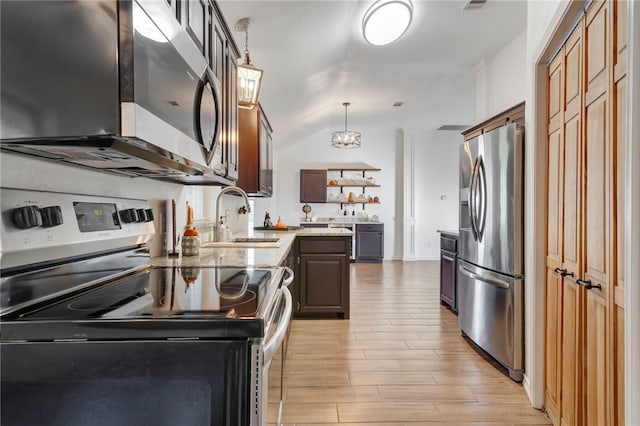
xmin=237 ymin=103 xmax=273 ymax=197
xmin=462 ymin=102 xmax=525 ymax=142
xmin=207 ymin=3 xmax=239 ymax=182
xmin=300 ymin=170 xmax=327 ymax=202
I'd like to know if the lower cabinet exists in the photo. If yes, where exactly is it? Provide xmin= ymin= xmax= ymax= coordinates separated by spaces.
xmin=294 ymin=236 xmax=350 ymax=319
xmin=438 ymin=232 xmax=458 ymax=314
xmin=355 ymin=223 xmax=384 ymax=263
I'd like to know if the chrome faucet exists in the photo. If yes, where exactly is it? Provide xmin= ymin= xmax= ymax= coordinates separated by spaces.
xmin=214 ymin=186 xmax=252 ymax=241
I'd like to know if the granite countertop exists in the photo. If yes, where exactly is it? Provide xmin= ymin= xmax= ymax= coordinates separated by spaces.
xmin=151 ymin=228 xmax=352 ymax=268
xmin=301 ymin=218 xmax=382 ymax=225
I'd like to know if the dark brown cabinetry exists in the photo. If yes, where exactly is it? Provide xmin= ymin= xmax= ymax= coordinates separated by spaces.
xmin=205 ymin=3 xmax=239 ymax=183
xmin=438 ymin=231 xmax=458 ymax=313
xmin=300 ymin=170 xmax=327 ymax=202
xmin=355 ymin=223 xmax=383 ymax=263
xmin=237 ymin=103 xmax=273 ymax=196
xmin=294 ymin=236 xmax=350 ymax=318
xmin=462 ymin=102 xmax=525 ymax=142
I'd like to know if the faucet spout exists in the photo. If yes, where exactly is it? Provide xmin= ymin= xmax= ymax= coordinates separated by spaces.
xmin=214 ymin=186 xmax=252 ymax=241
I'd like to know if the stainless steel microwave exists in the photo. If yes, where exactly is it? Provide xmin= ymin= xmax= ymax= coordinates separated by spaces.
xmin=0 ymin=0 xmax=229 ymax=184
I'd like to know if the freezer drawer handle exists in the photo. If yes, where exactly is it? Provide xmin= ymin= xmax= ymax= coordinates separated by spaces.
xmin=553 ymin=267 xmax=574 ymax=278
xmin=576 ymin=279 xmax=602 ymax=291
xmin=459 ymin=264 xmax=510 ymax=289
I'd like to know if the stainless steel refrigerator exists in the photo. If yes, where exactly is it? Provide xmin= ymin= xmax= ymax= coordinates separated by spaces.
xmin=458 ymin=123 xmax=524 ymax=381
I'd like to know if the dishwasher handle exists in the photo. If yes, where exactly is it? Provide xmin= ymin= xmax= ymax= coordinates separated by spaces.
xmin=459 ymin=264 xmax=510 ymax=289
xmin=263 ymin=286 xmax=292 ymax=364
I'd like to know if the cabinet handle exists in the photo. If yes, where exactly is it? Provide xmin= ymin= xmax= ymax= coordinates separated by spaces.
xmin=553 ymin=267 xmax=574 ymax=278
xmin=576 ymin=279 xmax=602 ymax=291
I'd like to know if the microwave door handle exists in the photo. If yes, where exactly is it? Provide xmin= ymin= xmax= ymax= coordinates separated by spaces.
xmin=469 ymin=158 xmax=479 ymax=241
xmin=477 ymin=156 xmax=487 ymax=242
xmin=263 ymin=287 xmax=293 ymax=364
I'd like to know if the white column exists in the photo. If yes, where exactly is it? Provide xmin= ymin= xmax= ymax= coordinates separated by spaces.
xmin=401 ymin=130 xmax=416 ymax=261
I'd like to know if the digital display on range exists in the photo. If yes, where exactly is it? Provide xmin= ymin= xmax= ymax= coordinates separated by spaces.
xmin=73 ymin=202 xmax=121 ymax=232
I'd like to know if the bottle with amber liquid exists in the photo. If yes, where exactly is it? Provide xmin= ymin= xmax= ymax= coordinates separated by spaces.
xmin=181 ymin=202 xmax=200 ymax=256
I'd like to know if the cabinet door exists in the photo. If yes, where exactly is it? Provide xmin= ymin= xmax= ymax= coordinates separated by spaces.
xmin=544 ymin=50 xmax=564 ymax=425
xmin=300 ymin=170 xmax=327 ymax=202
xmin=355 ymin=230 xmax=383 ymax=262
xmin=299 ymin=254 xmax=347 ymax=314
xmin=440 ymin=251 xmax=456 ymax=309
xmin=226 ymin=44 xmax=239 ymax=180
xmin=259 ymin=115 xmax=273 ymax=195
xmin=583 ymin=3 xmax=609 ymax=425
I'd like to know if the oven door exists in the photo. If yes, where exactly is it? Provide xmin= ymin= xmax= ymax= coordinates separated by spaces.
xmin=1 ymin=339 xmax=250 ymax=426
xmin=252 ymin=283 xmax=293 ymax=426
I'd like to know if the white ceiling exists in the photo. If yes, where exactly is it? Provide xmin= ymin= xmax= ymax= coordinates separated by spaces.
xmin=218 ymin=0 xmax=527 ymax=147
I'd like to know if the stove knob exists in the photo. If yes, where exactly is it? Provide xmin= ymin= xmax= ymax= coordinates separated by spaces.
xmin=40 ymin=206 xmax=64 ymax=227
xmin=119 ymin=208 xmax=138 ymax=224
xmin=136 ymin=209 xmax=147 ymax=223
xmin=144 ymin=208 xmax=154 ymax=222
xmin=12 ymin=206 xmax=42 ymax=229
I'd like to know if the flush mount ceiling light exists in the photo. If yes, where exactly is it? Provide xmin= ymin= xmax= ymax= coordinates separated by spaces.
xmin=235 ymin=17 xmax=263 ymax=109
xmin=331 ymin=102 xmax=361 ymax=149
xmin=363 ymin=0 xmax=413 ymax=46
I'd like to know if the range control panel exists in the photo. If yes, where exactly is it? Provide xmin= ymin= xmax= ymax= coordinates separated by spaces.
xmin=1 ymin=188 xmax=155 ymax=268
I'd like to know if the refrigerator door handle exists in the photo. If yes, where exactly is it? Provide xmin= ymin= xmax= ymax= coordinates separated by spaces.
xmin=459 ymin=263 xmax=510 ymax=289
xmin=469 ymin=157 xmax=479 ymax=241
xmin=477 ymin=156 xmax=487 ymax=242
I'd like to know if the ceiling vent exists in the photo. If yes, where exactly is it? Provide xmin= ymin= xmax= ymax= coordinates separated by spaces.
xmin=393 ymin=101 xmax=404 ymax=107
xmin=437 ymin=124 xmax=471 ymax=131
xmin=463 ymin=0 xmax=487 ymax=10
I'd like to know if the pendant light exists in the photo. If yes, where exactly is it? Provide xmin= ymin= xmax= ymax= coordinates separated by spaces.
xmin=363 ymin=0 xmax=413 ymax=46
xmin=235 ymin=18 xmax=263 ymax=109
xmin=331 ymin=102 xmax=361 ymax=149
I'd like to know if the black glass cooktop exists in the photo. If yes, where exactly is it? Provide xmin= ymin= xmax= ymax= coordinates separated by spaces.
xmin=14 ymin=267 xmax=274 ymax=321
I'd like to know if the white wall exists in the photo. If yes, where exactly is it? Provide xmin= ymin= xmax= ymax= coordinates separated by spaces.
xmin=414 ymin=130 xmax=460 ymax=260
xmin=274 ymin=126 xmax=398 ymax=258
xmin=475 ymin=30 xmax=527 ymax=121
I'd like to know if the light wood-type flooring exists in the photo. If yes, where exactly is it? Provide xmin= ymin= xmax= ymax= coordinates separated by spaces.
xmin=269 ymin=260 xmax=551 ymax=425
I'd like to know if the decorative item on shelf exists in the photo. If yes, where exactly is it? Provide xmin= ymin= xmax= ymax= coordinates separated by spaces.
xmin=235 ymin=17 xmax=263 ymax=109
xmin=328 ymin=179 xmax=338 ymax=186
xmin=374 ymin=196 xmax=380 ymax=202
xmin=331 ymin=102 xmax=361 ymax=149
xmin=302 ymin=204 xmax=312 ymax=221
xmin=263 ymin=212 xmax=273 ymax=228
xmin=362 ymin=0 xmax=414 ymax=46
xmin=366 ymin=176 xmax=376 ymax=185
xmin=348 ymin=192 xmax=355 ymax=202
xmin=181 ymin=202 xmax=200 ymax=257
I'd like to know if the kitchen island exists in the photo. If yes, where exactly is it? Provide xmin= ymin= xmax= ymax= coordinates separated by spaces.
xmin=151 ymin=228 xmax=352 ymax=318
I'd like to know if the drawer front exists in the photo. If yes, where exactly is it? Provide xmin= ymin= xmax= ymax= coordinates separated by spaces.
xmin=298 ymin=238 xmax=349 ymax=254
xmin=440 ymin=235 xmax=457 ymax=253
xmin=356 ymin=224 xmax=383 ymax=232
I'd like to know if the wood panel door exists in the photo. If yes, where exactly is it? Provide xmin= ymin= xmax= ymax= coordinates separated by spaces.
xmin=611 ymin=0 xmax=627 ymax=424
xmin=583 ymin=2 xmax=610 ymax=425
xmin=544 ymin=51 xmax=564 ymax=426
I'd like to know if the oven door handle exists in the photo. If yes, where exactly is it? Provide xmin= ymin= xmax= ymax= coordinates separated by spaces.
xmin=282 ymin=267 xmax=294 ymax=288
xmin=263 ymin=286 xmax=292 ymax=364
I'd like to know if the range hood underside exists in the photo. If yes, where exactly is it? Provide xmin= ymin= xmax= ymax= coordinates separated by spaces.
xmin=1 ymin=136 xmax=233 ymax=186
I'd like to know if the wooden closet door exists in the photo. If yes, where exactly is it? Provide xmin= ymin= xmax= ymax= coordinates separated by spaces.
xmin=611 ymin=0 xmax=627 ymax=424
xmin=583 ymin=2 xmax=610 ymax=424
xmin=544 ymin=51 xmax=564 ymax=426
xmin=559 ymin=22 xmax=583 ymax=426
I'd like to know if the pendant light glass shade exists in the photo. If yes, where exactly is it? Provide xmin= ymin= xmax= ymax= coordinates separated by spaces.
xmin=235 ymin=18 xmax=263 ymax=109
xmin=331 ymin=103 xmax=361 ymax=149
xmin=363 ymin=0 xmax=413 ymax=46
xmin=238 ymin=55 xmax=263 ymax=109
